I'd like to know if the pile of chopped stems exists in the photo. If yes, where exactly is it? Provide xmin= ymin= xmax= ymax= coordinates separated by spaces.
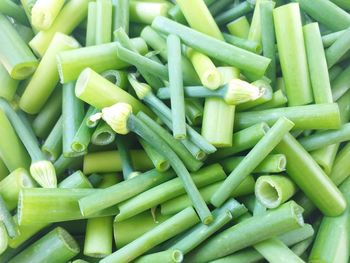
xmin=0 ymin=0 xmax=350 ymax=262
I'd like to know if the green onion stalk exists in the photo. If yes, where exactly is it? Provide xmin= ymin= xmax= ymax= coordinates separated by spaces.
xmin=127 ymin=74 xmax=216 ymax=155
xmin=19 ymin=33 xmax=79 ymax=114
xmin=85 ymin=103 xmax=213 ymax=224
xmin=29 ymin=0 xmax=90 ymax=56
xmin=226 ymin=16 xmax=250 ymax=39
xmin=211 ymin=117 xmax=294 ymax=207
xmin=31 ymin=0 xmax=65 ymax=30
xmin=160 ymin=175 xmax=254 ymax=216
xmin=0 ymin=99 xmax=57 ymax=188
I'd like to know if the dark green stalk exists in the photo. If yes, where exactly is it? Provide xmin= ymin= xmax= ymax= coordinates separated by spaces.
xmin=91 ymin=122 xmax=116 ymax=146
xmin=116 ymin=134 xmax=139 ymax=180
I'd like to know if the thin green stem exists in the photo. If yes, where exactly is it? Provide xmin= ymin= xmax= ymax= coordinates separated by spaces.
xmin=41 ymin=116 xmax=63 ymax=162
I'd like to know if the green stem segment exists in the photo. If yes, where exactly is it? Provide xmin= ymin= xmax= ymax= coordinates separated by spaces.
xmin=275 ymin=133 xmax=346 ymax=216
xmin=0 ymin=14 xmax=38 ymax=80
xmin=8 ymin=227 xmax=80 ymax=263
xmin=152 ymin=16 xmax=271 ymax=77
xmin=273 ymin=3 xmax=313 ymax=106
xmin=186 ymin=201 xmax=304 ymax=262
xmin=167 ymin=34 xmax=186 ymax=139
xmin=211 ymin=117 xmax=294 ymax=207
xmin=101 ymin=207 xmax=199 ymax=263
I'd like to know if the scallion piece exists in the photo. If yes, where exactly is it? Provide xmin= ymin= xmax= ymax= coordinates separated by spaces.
xmin=83 ymin=150 xmax=153 ymax=174
xmin=32 ymin=87 xmax=62 ymax=139
xmin=331 ymin=64 xmax=350 ymax=101
xmin=129 ymin=0 xmax=171 ymax=25
xmin=235 ymin=103 xmax=341 ymax=130
xmin=0 ymin=0 xmax=29 ymax=25
xmin=209 ymin=122 xmax=269 ymax=162
xmin=91 ymin=122 xmax=116 ymax=146
xmin=299 ymin=123 xmax=350 ymax=151
xmin=29 ymin=0 xmax=90 ymax=56
xmin=101 ymin=70 xmax=128 ymax=90
xmin=75 ymin=68 xmax=153 ymax=116
xmin=31 ymin=0 xmax=65 ymax=30
xmin=0 ymin=221 xmax=8 ymax=255
xmin=41 ymin=116 xmax=62 ymax=162
xmin=62 ymin=82 xmax=85 ymax=158
xmin=152 ymin=16 xmax=271 ymax=77
xmin=0 ymin=108 xmax=30 ymax=172
xmin=160 ymin=176 xmax=254 ymax=216
xmin=136 ymin=111 xmax=203 ymax=170
xmin=20 ymin=33 xmax=79 ymax=114
xmin=139 ymin=138 xmax=170 ymax=172
xmin=251 ymin=90 xmax=288 ymax=111
xmin=0 ymin=168 xmax=35 ymax=211
xmin=296 ymin=0 xmax=350 ymax=31
xmin=114 ymin=164 xmax=225 ymax=222
xmin=8 ymin=227 xmax=80 ymax=263
xmin=186 ymin=201 xmax=304 ymax=262
xmin=167 ymin=34 xmax=186 ymax=139
xmin=186 ymin=49 xmax=221 ymax=90
xmin=95 ymin=0 xmax=112 ymax=44
xmin=140 ymin=26 xmax=200 ymax=85
xmin=221 ymin=154 xmax=286 ymax=174
xmin=309 ymin=176 xmax=350 ymax=263
xmin=273 ymin=3 xmax=313 ymax=106
xmin=227 ymin=16 xmax=250 ymax=39
xmin=112 ymin=0 xmax=129 ymax=37
xmin=185 ymin=99 xmax=203 ymax=126
xmin=79 ymin=168 xmax=175 ymax=216
xmin=57 ymin=39 xmax=148 ymax=84
xmin=102 ymin=207 xmax=199 ymax=263
xmin=211 ymin=117 xmax=294 ymax=207
xmin=223 ymin=33 xmax=262 ymax=54
xmin=18 ymin=188 xmax=120 ymax=224
xmin=248 ymin=0 xmax=262 ymax=44
xmin=95 ymin=103 xmax=213 ymax=224
xmin=58 ymin=170 xmax=92 ymax=189
xmin=215 ymin=1 xmax=255 ymax=26
xmin=0 ymin=195 xmax=19 ymax=238
xmin=0 ymin=99 xmax=56 ymax=188
xmin=86 ymin=2 xmax=96 ymax=46
xmin=0 ymin=63 xmax=19 ymax=102
xmin=169 ymin=199 xmax=246 ymax=254
xmin=255 ymin=175 xmax=296 ymax=209
xmin=0 ymin=14 xmax=38 ymax=80
xmin=113 ymin=210 xmax=171 ymax=249
xmin=326 ymin=26 xmax=350 ymax=69
xmin=128 ymin=75 xmax=216 ymax=154
xmin=275 ymin=133 xmax=346 ymax=216
xmin=134 ymin=249 xmax=183 ymax=263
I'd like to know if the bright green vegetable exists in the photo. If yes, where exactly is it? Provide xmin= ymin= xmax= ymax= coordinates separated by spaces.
xmin=79 ymin=168 xmax=176 ymax=216
xmin=0 ymin=14 xmax=38 ymax=80
xmin=129 ymin=0 xmax=171 ymax=24
xmin=167 ymin=34 xmax=186 ymax=139
xmin=0 ymin=63 xmax=19 ymax=102
xmin=20 ymin=33 xmax=79 ymax=114
xmin=186 ymin=201 xmax=304 ymax=262
xmin=139 ymin=138 xmax=170 ymax=172
xmin=32 ymin=87 xmax=62 ymax=139
xmin=91 ymin=122 xmax=115 ymax=146
xmin=168 ymin=199 xmax=246 ymax=254
xmin=227 ymin=16 xmax=250 ymax=39
xmin=101 ymin=207 xmax=199 ymax=263
xmin=113 ymin=0 xmax=129 ymax=37
xmin=95 ymin=0 xmax=112 ymax=44
xmin=273 ymin=3 xmax=313 ymax=106
xmin=331 ymin=64 xmax=350 ymax=101
xmin=114 ymin=164 xmax=225 ymax=222
xmin=255 ymin=175 xmax=297 ymax=209
xmin=215 ymin=1 xmax=255 ymax=26
xmin=113 ymin=210 xmax=171 ymax=248
xmin=57 ymin=38 xmax=147 ymax=84
xmin=251 ymin=90 xmax=288 ymax=111
xmin=0 ymin=221 xmax=8 ymax=255
xmin=223 ymin=33 xmax=262 ymax=54
xmin=0 ymin=99 xmax=56 ymax=188
xmin=152 ymin=16 xmax=271 ymax=77
xmin=211 ymin=117 xmax=294 ymax=207
xmin=296 ymin=0 xmax=350 ymax=31
xmin=309 ymin=176 xmax=350 ymax=263
xmin=41 ymin=116 xmax=62 ymax=161
xmin=275 ymin=133 xmax=346 ymax=216
xmin=115 ymin=134 xmax=139 ymax=180
xmin=83 ymin=150 xmax=153 ymax=174
xmin=160 ymin=176 xmax=254 ymax=215
xmin=0 ymin=168 xmax=35 ymax=211
xmin=29 ymin=0 xmax=90 ymax=56
xmin=0 ymin=0 xmax=29 ymax=25
xmin=0 ymin=195 xmax=19 ymax=238
xmin=8 ymin=227 xmax=80 ymax=263
xmin=326 ymin=27 xmax=350 ymax=69
xmin=31 ymin=0 xmax=65 ymax=30
xmin=235 ymin=103 xmax=341 ymax=130
xmin=134 ymin=249 xmax=183 ymax=263
xmin=86 ymin=2 xmax=96 ymax=46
